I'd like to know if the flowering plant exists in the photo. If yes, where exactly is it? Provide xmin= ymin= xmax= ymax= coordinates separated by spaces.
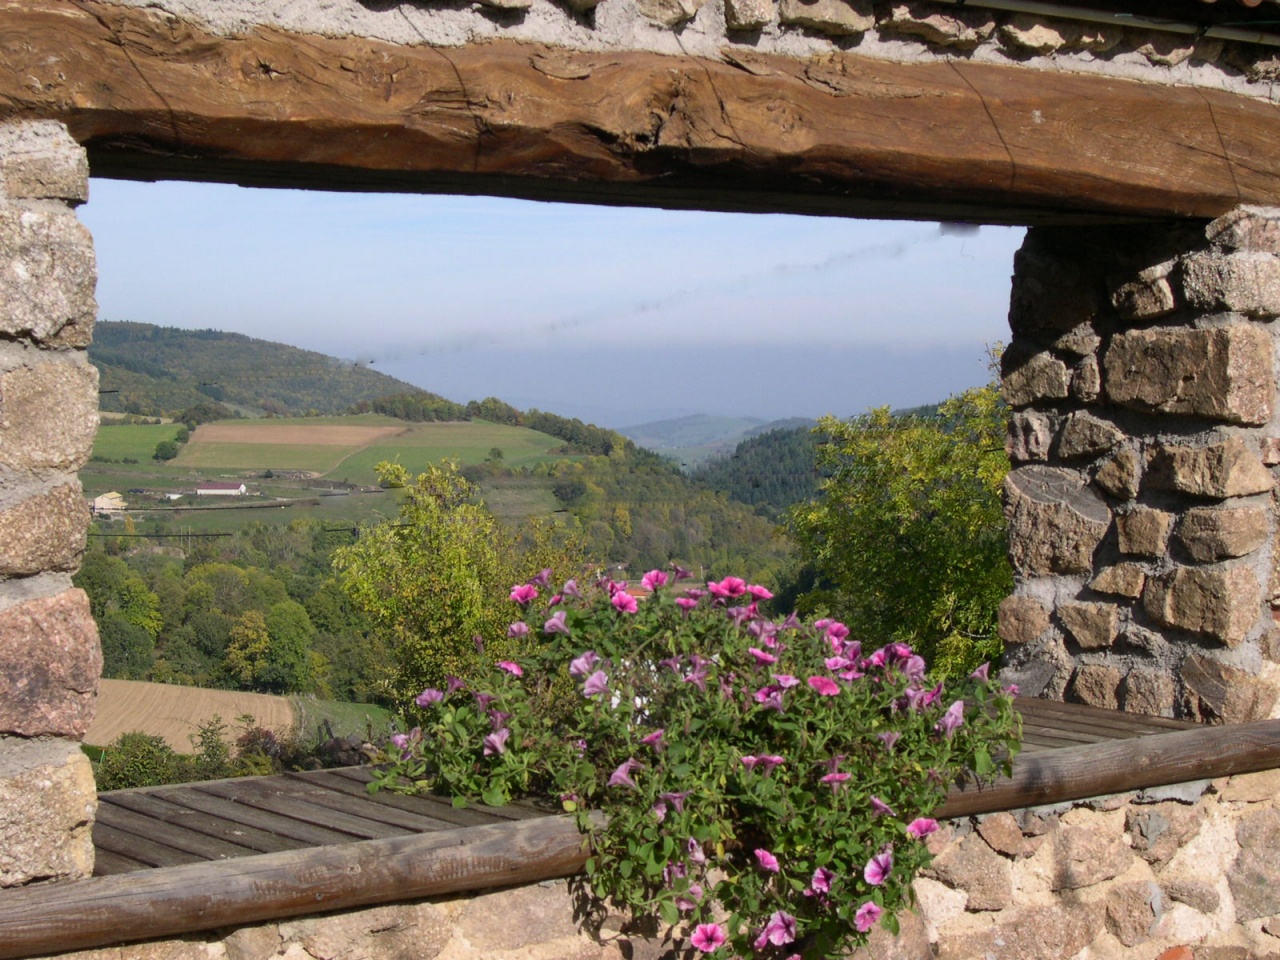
xmin=371 ymin=568 xmax=1020 ymax=959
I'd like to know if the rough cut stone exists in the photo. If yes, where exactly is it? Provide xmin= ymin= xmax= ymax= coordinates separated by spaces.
xmin=0 ymin=482 xmax=88 ymax=576
xmin=1120 ymin=625 xmax=1168 ymax=658
xmin=1059 ymin=601 xmax=1118 ymax=650
xmin=1052 ymin=324 xmax=1100 ymax=357
xmin=777 ymin=0 xmax=872 ymax=34
xmin=977 ymin=812 xmax=1030 ymax=857
xmin=1144 ymin=566 xmax=1261 ymax=647
xmin=1057 ymin=412 xmax=1122 ymax=460
xmin=1002 ymin=348 xmax=1070 ymax=408
xmin=0 ymin=121 xmax=88 ymax=202
xmin=1128 ymin=802 xmax=1206 ymax=868
xmin=1207 ymin=206 xmax=1280 ymax=253
xmin=934 ymin=901 xmax=1102 ymax=960
xmin=1219 ymin=768 xmax=1280 ymax=803
xmin=0 ymin=359 xmax=98 ymax=471
xmin=1229 ymin=808 xmax=1280 ymax=920
xmin=1116 ymin=507 xmax=1173 ymax=557
xmin=1005 ymin=466 xmax=1110 ymax=575
xmin=1091 ymin=562 xmax=1146 ymax=598
xmin=1164 ymin=878 xmax=1220 ymax=915
xmin=1262 ymin=436 xmax=1280 ymax=465
xmin=1006 ymin=411 xmax=1053 ymax=463
xmin=288 ymin=902 xmax=451 ymax=960
xmin=1071 ymin=355 xmax=1101 ymax=403
xmin=853 ymin=906 xmax=930 ymax=960
xmin=454 ymin=881 xmax=582 ymax=950
xmin=724 ymin=0 xmax=774 ymax=29
xmin=998 ymin=595 xmax=1050 ymax=646
xmin=912 ymin=876 xmax=967 ymax=943
xmin=636 ymin=0 xmax=706 ymax=26
xmin=1121 ymin=668 xmax=1176 ymax=717
xmin=1182 ymin=252 xmax=1280 ymax=318
xmin=1072 ymin=664 xmax=1121 ymax=710
xmin=0 ymin=738 xmax=96 ymax=886
xmin=1134 ymin=30 xmax=1197 ymax=67
xmin=1054 ymin=809 xmax=1132 ymax=889
xmin=1183 ymin=652 xmax=1279 ymax=722
xmin=0 ymin=203 xmax=96 ymax=348
xmin=1000 ymin=14 xmax=1120 ymax=53
xmin=1112 ymin=274 xmax=1176 ymax=321
xmin=1093 ymin=448 xmax=1141 ymax=501
xmin=0 ymin=589 xmax=100 ymax=738
xmin=1104 ymin=325 xmax=1273 ymax=425
xmin=1147 ymin=437 xmax=1274 ymax=499
xmin=223 ymin=924 xmax=282 ymax=960
xmin=1106 ymin=881 xmax=1159 ymax=947
xmin=1174 ymin=505 xmax=1270 ymax=563
xmin=924 ymin=833 xmax=1012 ymax=911
xmin=882 ymin=1 xmax=995 ymax=48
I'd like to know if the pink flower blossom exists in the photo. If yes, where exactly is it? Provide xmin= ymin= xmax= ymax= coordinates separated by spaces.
xmin=640 ymin=728 xmax=665 ymax=751
xmin=877 ymin=731 xmax=900 ymax=751
xmin=870 ymin=796 xmax=895 ymax=816
xmin=864 ymin=849 xmax=893 ymax=886
xmin=936 ymin=700 xmax=965 ymax=738
xmin=611 ymin=591 xmax=638 ymax=614
xmin=569 ymin=650 xmax=599 ymax=677
xmin=544 ymin=611 xmax=570 ymax=635
xmin=562 ymin=579 xmax=582 ymax=599
xmin=675 ymin=597 xmax=699 ymax=613
xmin=746 ymin=583 xmax=774 ymax=600
xmin=754 ymin=848 xmax=780 ymax=872
xmin=772 ymin=673 xmax=799 ymax=688
xmin=748 ymin=647 xmax=777 ymax=666
xmin=445 ymin=675 xmax=466 ymax=693
xmin=687 ymin=837 xmax=707 ymax=864
xmin=753 ymin=911 xmax=797 ymax=950
xmin=509 ymin=583 xmax=538 ymax=605
xmin=855 ymin=901 xmax=882 ymax=933
xmin=706 ymin=576 xmax=747 ymax=600
xmin=497 ymin=660 xmax=522 ymax=677
xmin=969 ymin=661 xmax=991 ymax=681
xmin=415 ymin=688 xmax=444 ymax=707
xmin=582 ymin=670 xmax=609 ymax=697
xmin=808 ymin=676 xmax=840 ymax=696
xmin=607 ymin=758 xmax=640 ymax=789
xmin=661 ymin=790 xmax=690 ymax=812
xmin=671 ymin=563 xmax=693 ymax=580
xmin=906 ymin=817 xmax=939 ymax=839
xmin=641 ymin=569 xmax=669 ymax=591
xmin=821 ymin=772 xmax=851 ymax=791
xmin=483 ymin=728 xmax=510 ymax=756
xmin=507 ymin=622 xmax=529 ymax=639
xmin=690 ymin=923 xmax=726 ymax=953
xmin=810 ymin=866 xmax=835 ymax=894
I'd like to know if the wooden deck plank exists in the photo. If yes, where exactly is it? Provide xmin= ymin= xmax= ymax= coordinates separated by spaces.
xmin=103 ymin=792 xmax=312 ymax=856
xmin=91 ymin=848 xmax=151 ymax=877
xmin=1015 ymin=697 xmax=1194 ymax=733
xmin=275 ymin=773 xmax=468 ymax=832
xmin=192 ymin=779 xmax=411 ymax=840
xmin=283 ymin=770 xmax=514 ymax=829
xmin=95 ymin=803 xmax=262 ymax=863
xmin=91 ymin=823 xmax=208 ymax=870
xmin=145 ymin=785 xmax=369 ymax=848
xmin=327 ymin=767 xmax=550 ymax=824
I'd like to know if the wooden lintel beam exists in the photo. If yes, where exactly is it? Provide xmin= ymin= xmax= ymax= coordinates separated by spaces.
xmin=1 ymin=0 xmax=1278 ymax=224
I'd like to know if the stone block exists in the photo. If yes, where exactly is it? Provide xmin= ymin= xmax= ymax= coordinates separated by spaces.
xmin=1094 ymin=448 xmax=1141 ymax=501
xmin=454 ymin=881 xmax=581 ymax=950
xmin=1071 ymin=355 xmax=1101 ymax=403
xmin=289 ymin=902 xmax=451 ymax=960
xmin=998 ymin=595 xmax=1050 ymax=646
xmin=1091 ymin=562 xmax=1146 ymax=598
xmin=934 ymin=901 xmax=1102 ymax=960
xmin=0 ymin=204 xmax=96 ymax=348
xmin=777 ymin=0 xmax=872 ymax=34
xmin=1127 ymin=802 xmax=1206 ymax=868
xmin=0 ymin=359 xmax=98 ymax=471
xmin=1207 ymin=206 xmax=1280 ymax=253
xmin=1121 ymin=668 xmax=1175 ymax=717
xmin=1000 ymin=14 xmax=1121 ymax=54
xmin=923 ymin=833 xmax=1012 ymax=911
xmin=1059 ymin=601 xmax=1118 ymax=650
xmin=1183 ymin=652 xmax=1279 ymax=722
xmin=911 ymin=876 xmax=967 ymax=943
xmin=1072 ymin=664 xmax=1121 ymax=710
xmin=0 ymin=589 xmax=101 ymax=738
xmin=1147 ymin=436 xmax=1274 ymax=499
xmin=1116 ymin=507 xmax=1173 ymax=557
xmin=724 ymin=0 xmax=774 ymax=29
xmin=1104 ymin=325 xmax=1273 ymax=425
xmin=882 ymin=1 xmax=995 ymax=48
xmin=1182 ymin=251 xmax=1280 ymax=317
xmin=1008 ymin=237 xmax=1103 ymax=338
xmin=0 ymin=482 xmax=89 ymax=576
xmin=1218 ymin=767 xmax=1280 ymax=803
xmin=1164 ymin=878 xmax=1220 ymax=915
xmin=224 ymin=924 xmax=282 ymax=960
xmin=1120 ymin=625 xmax=1168 ymax=657
xmin=476 ymin=0 xmax=532 ymax=9
xmin=1105 ymin=881 xmax=1159 ymax=947
xmin=636 ymin=0 xmax=706 ymax=26
xmin=1005 ymin=466 xmax=1111 ymax=576
xmin=1112 ymin=274 xmax=1176 ymax=321
xmin=853 ymin=906 xmax=930 ymax=960
xmin=1057 ymin=412 xmax=1122 ymax=461
xmin=1174 ymin=505 xmax=1270 ymax=563
xmin=1145 ymin=566 xmax=1261 ymax=647
xmin=1262 ymin=437 xmax=1280 ymax=465
xmin=1006 ymin=411 xmax=1053 ymax=463
xmin=1053 ymin=808 xmax=1132 ymax=889
xmin=0 ymin=738 xmax=96 ymax=886
xmin=0 ymin=121 xmax=88 ymax=203
xmin=976 ymin=812 xmax=1033 ymax=857
xmin=1051 ymin=324 xmax=1100 ymax=357
xmin=1001 ymin=347 xmax=1070 ymax=408
xmin=1229 ymin=808 xmax=1280 ymax=920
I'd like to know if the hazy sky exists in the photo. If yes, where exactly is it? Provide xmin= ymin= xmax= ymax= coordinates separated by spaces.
xmin=80 ymin=178 xmax=1025 ymax=427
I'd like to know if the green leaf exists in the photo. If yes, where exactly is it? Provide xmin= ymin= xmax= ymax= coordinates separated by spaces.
xmin=481 ymin=787 xmax=506 ymax=807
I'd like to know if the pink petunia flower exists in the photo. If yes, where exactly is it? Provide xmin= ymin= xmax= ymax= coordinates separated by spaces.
xmin=569 ymin=650 xmax=599 ymax=677
xmin=748 ymin=647 xmax=778 ymax=666
xmin=509 ymin=583 xmax=538 ymax=605
xmin=754 ymin=848 xmax=780 ymax=872
xmin=482 ymin=728 xmax=510 ymax=756
xmin=544 ymin=611 xmax=570 ymax=635
xmin=582 ymin=670 xmax=609 ymax=697
xmin=641 ymin=569 xmax=669 ymax=591
xmin=864 ymin=848 xmax=893 ymax=886
xmin=746 ymin=583 xmax=774 ymax=600
xmin=690 ymin=923 xmax=726 ymax=953
xmin=810 ymin=866 xmax=835 ymax=894
xmin=612 ymin=591 xmax=638 ymax=614
xmin=772 ymin=673 xmax=799 ymax=688
xmin=906 ymin=817 xmax=939 ymax=839
xmin=640 ymin=728 xmax=665 ymax=751
xmin=415 ymin=688 xmax=444 ymax=707
xmin=970 ymin=661 xmax=991 ymax=681
xmin=562 ymin=578 xmax=582 ymax=599
xmin=675 ymin=597 xmax=699 ymax=613
xmin=936 ymin=700 xmax=965 ymax=738
xmin=870 ymin=796 xmax=895 ymax=817
xmin=821 ymin=772 xmax=851 ymax=791
xmin=808 ymin=676 xmax=840 ymax=696
xmin=607 ymin=758 xmax=640 ymax=789
xmin=855 ymin=901 xmax=883 ymax=933
xmin=497 ymin=660 xmax=522 ymax=677
xmin=507 ymin=622 xmax=529 ymax=638
xmin=753 ymin=911 xmax=797 ymax=950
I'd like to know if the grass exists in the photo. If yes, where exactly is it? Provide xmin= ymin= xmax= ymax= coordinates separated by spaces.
xmin=92 ymin=423 xmax=184 ymax=462
xmin=291 ymin=696 xmax=396 ymax=741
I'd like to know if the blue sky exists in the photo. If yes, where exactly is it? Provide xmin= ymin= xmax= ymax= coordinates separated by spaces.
xmin=81 ymin=179 xmax=1024 ymax=427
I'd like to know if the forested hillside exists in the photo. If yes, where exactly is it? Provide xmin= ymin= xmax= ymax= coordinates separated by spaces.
xmin=690 ymin=425 xmax=821 ymax=519
xmin=91 ymin=321 xmax=437 ymax=417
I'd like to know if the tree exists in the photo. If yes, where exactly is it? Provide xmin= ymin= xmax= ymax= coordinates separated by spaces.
xmin=488 ymin=447 xmax=504 ymax=462
xmin=154 ymin=440 xmax=179 ymax=461
xmin=784 ymin=381 xmax=1010 ymax=677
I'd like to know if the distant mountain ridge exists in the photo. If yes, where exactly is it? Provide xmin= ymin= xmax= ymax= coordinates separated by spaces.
xmin=619 ymin=413 xmax=817 ymax=466
xmin=91 ymin=321 xmax=443 ymax=418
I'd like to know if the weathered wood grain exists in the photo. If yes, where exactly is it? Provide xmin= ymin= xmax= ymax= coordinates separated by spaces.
xmin=1 ymin=0 xmax=1278 ymax=223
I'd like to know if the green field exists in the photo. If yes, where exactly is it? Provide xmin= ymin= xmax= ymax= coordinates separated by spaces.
xmin=92 ymin=423 xmax=184 ymax=462
xmin=291 ymin=696 xmax=396 ymax=740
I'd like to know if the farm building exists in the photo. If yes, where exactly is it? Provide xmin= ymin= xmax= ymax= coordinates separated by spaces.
xmin=89 ymin=492 xmax=126 ymax=517
xmin=194 ymin=481 xmax=247 ymax=497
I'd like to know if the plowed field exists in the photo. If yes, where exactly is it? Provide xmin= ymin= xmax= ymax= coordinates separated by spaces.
xmin=87 ymin=679 xmax=294 ymax=751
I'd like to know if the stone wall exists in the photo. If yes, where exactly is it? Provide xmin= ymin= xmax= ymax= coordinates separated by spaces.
xmin=1000 ymin=207 xmax=1280 ymax=723
xmin=34 ymin=769 xmax=1280 ymax=960
xmin=0 ymin=121 xmax=101 ymax=887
